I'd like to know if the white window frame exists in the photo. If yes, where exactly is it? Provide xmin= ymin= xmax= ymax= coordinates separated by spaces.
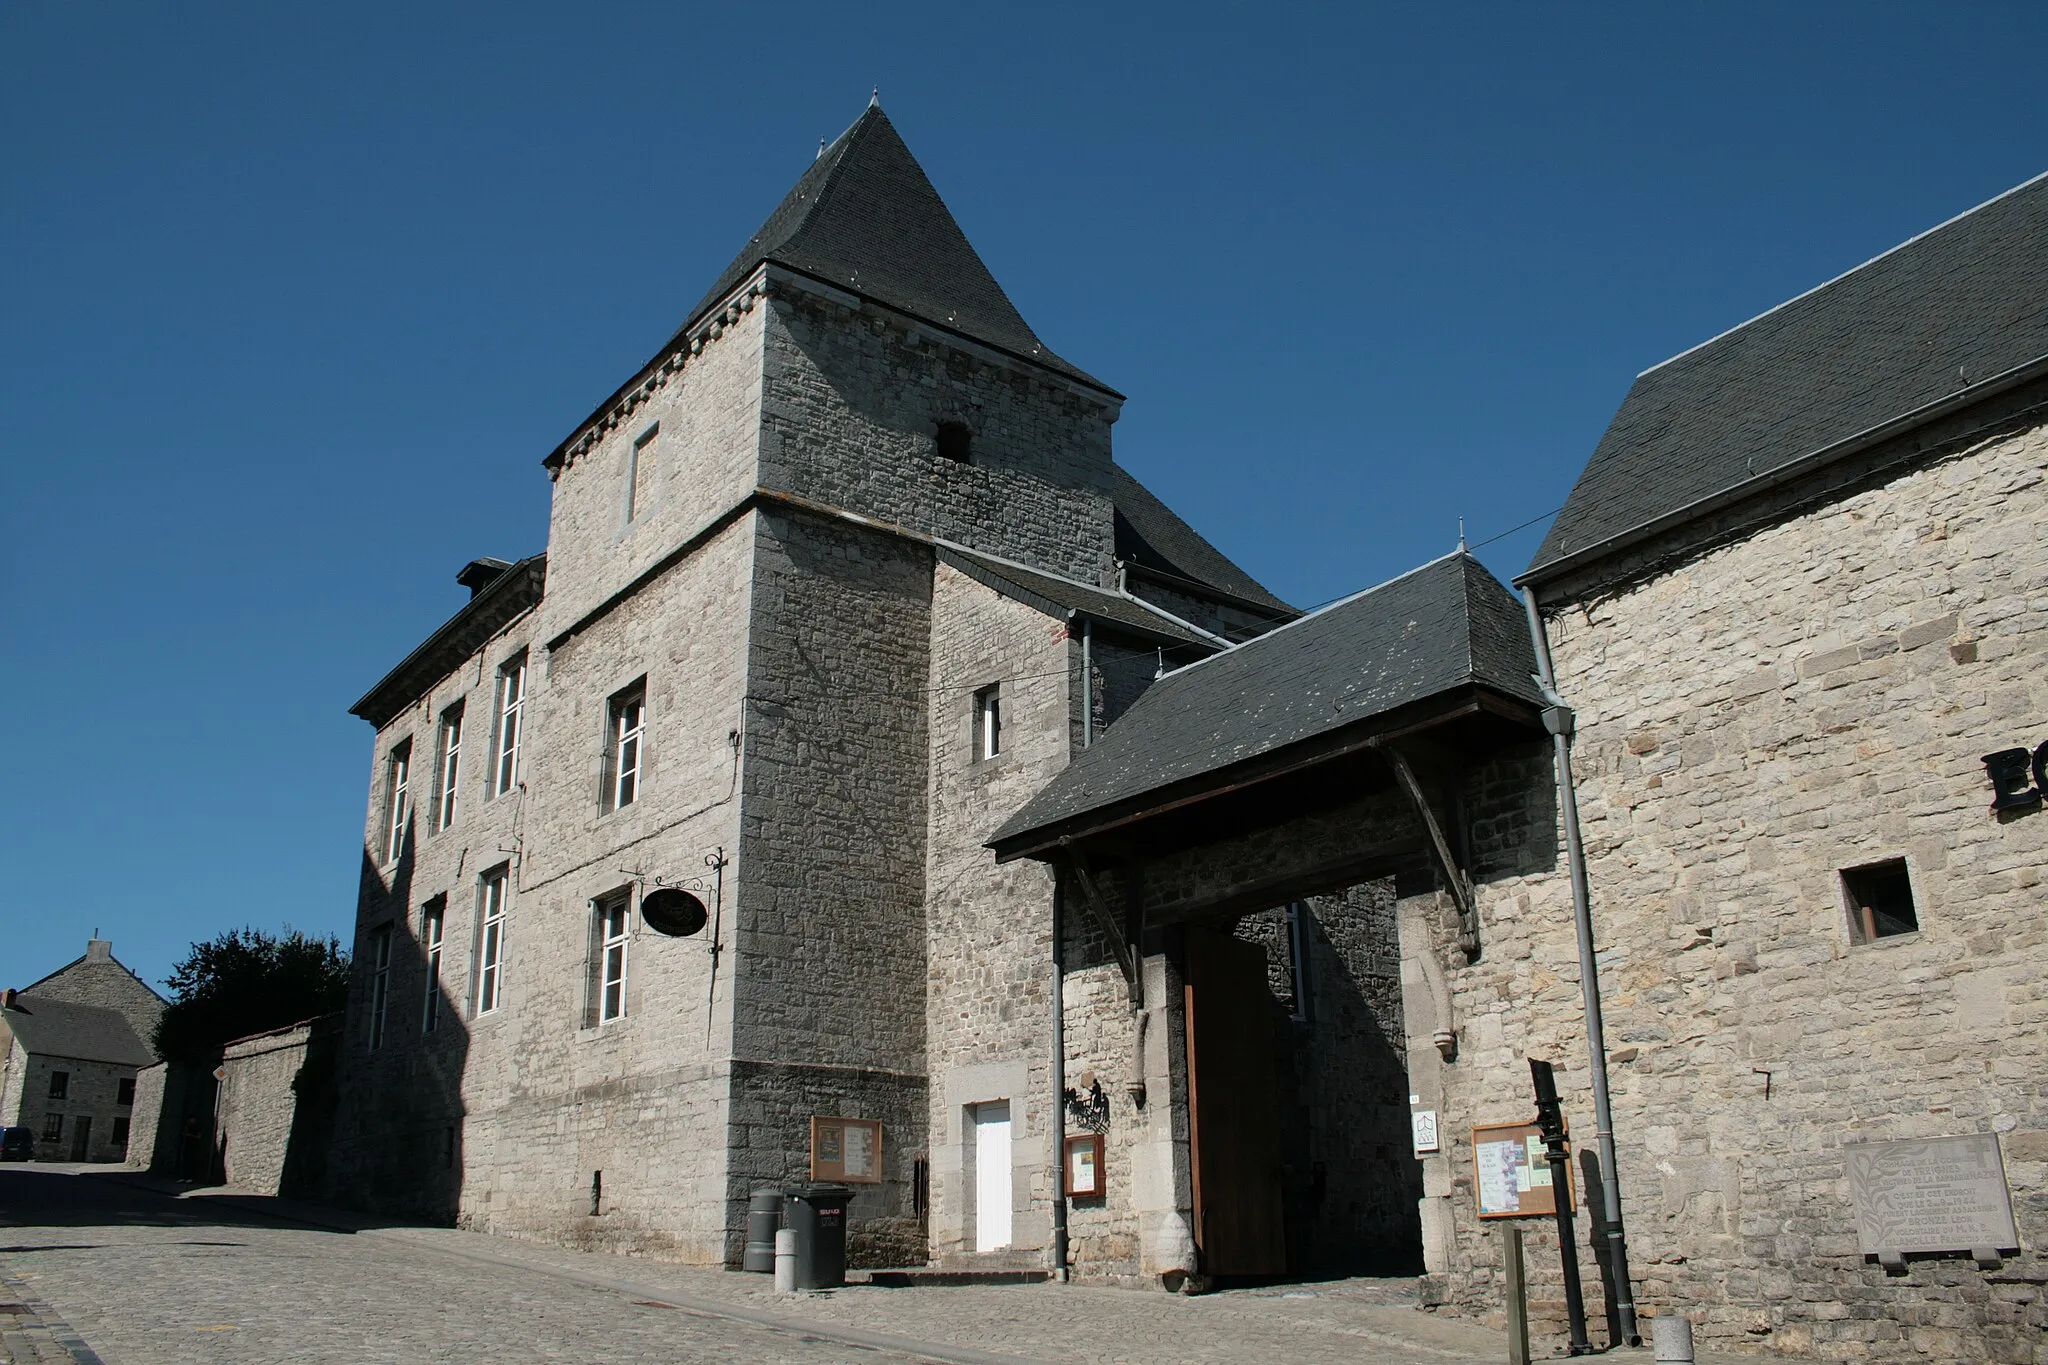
xmin=384 ymin=740 xmax=412 ymax=863
xmin=421 ymin=899 xmax=445 ymax=1034
xmin=590 ymin=892 xmax=631 ymax=1025
xmin=605 ymin=684 xmax=646 ymax=812
xmin=975 ymin=683 xmax=1002 ymax=761
xmin=476 ymin=868 xmax=509 ymax=1016
xmin=493 ymin=656 xmax=526 ymax=798
xmin=367 ymin=924 xmax=393 ymax=1050
xmin=435 ymin=703 xmax=463 ymax=831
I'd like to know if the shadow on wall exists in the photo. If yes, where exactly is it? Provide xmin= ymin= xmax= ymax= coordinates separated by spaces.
xmin=320 ymin=837 xmax=473 ymax=1224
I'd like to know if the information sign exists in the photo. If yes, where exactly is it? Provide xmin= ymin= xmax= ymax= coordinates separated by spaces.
xmin=1473 ymin=1119 xmax=1573 ymax=1219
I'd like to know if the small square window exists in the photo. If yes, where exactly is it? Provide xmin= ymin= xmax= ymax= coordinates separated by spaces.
xmin=48 ymin=1071 xmax=69 ymax=1100
xmin=1843 ymin=859 xmax=1918 ymax=943
xmin=974 ymin=683 xmax=1002 ymax=762
xmin=117 ymin=1078 xmax=135 ymax=1106
xmin=935 ymin=421 xmax=972 ymax=463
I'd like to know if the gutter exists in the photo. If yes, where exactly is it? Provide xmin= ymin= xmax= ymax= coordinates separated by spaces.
xmin=1520 ymin=349 xmax=2048 ymax=597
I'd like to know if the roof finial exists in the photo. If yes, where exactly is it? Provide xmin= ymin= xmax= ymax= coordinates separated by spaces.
xmin=816 ymin=136 xmax=826 ymax=161
xmin=1457 ymin=517 xmax=1468 ymax=552
xmin=869 ymin=86 xmax=880 ymax=108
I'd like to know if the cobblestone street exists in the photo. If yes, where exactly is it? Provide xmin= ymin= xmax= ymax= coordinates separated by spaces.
xmin=1 ymin=1168 xmax=1785 ymax=1365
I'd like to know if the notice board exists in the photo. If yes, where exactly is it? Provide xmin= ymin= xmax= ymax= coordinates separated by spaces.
xmin=810 ymin=1116 xmax=883 ymax=1184
xmin=1473 ymin=1120 xmax=1574 ymax=1219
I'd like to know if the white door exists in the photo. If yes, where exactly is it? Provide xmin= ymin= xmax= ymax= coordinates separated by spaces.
xmin=973 ymin=1100 xmax=1013 ymax=1252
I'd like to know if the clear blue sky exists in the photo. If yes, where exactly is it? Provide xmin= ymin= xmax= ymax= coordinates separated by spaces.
xmin=5 ymin=2 xmax=2045 ymax=992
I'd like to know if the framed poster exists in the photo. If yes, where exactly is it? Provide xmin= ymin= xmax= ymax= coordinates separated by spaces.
xmin=1064 ymin=1133 xmax=1106 ymax=1197
xmin=1472 ymin=1120 xmax=1574 ymax=1219
xmin=810 ymin=1116 xmax=883 ymax=1184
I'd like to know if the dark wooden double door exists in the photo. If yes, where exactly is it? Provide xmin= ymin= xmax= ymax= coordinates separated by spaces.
xmin=1183 ymin=928 xmax=1287 ymax=1276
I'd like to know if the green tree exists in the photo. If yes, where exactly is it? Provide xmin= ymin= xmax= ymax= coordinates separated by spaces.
xmin=152 ymin=927 xmax=350 ymax=1062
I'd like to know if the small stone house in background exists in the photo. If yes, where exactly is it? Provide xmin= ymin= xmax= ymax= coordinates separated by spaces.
xmin=0 ymin=938 xmax=163 ymax=1162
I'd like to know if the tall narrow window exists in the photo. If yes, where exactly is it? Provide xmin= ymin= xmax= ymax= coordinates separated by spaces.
xmin=48 ymin=1072 xmax=69 ymax=1100
xmin=493 ymin=655 xmax=526 ymax=797
xmin=421 ymin=897 xmax=446 ymax=1034
xmin=476 ymin=868 xmax=508 ymax=1015
xmin=366 ymin=925 xmax=393 ymax=1049
xmin=627 ymin=426 xmax=659 ymax=523
xmin=603 ymin=681 xmax=647 ymax=812
xmin=974 ymin=684 xmax=1002 ymax=761
xmin=384 ymin=739 xmax=412 ymax=863
xmin=435 ymin=703 xmax=464 ymax=831
xmin=42 ymin=1114 xmax=62 ymax=1143
xmin=588 ymin=891 xmax=631 ymax=1026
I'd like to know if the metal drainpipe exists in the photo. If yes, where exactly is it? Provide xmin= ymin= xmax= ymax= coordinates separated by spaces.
xmin=1050 ymin=864 xmax=1070 ymax=1278
xmin=1080 ymin=618 xmax=1094 ymax=748
xmin=1520 ymin=585 xmax=1639 ymax=1347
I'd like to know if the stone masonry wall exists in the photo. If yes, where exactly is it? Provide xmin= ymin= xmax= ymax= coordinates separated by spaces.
xmin=218 ymin=1017 xmax=337 ymax=1197
xmin=1428 ymin=415 xmax=2048 ymax=1361
xmin=759 ymin=287 xmax=1119 ymax=587
xmin=922 ymin=561 xmax=1070 ymax=1264
xmin=21 ymin=946 xmax=165 ymax=1054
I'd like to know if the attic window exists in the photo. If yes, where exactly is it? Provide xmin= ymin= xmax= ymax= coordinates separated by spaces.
xmin=1843 ymin=859 xmax=1918 ymax=944
xmin=935 ymin=421 xmax=973 ymax=463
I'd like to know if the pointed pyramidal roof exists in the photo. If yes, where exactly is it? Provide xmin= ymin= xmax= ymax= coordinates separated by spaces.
xmin=683 ymin=104 xmax=1112 ymax=394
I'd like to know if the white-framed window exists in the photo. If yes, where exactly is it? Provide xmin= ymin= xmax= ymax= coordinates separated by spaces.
xmin=626 ymin=425 xmax=659 ymax=523
xmin=366 ymin=924 xmax=393 ymax=1050
xmin=383 ymin=739 xmax=412 ymax=863
xmin=435 ymin=703 xmax=463 ymax=831
xmin=421 ymin=897 xmax=446 ymax=1034
xmin=603 ymin=681 xmax=647 ymax=813
xmin=492 ymin=655 xmax=527 ymax=797
xmin=587 ymin=890 xmax=631 ymax=1026
xmin=974 ymin=683 xmax=1002 ymax=761
xmin=476 ymin=866 xmax=509 ymax=1015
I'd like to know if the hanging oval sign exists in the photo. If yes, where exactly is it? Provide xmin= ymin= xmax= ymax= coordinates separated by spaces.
xmin=641 ymin=888 xmax=709 ymax=937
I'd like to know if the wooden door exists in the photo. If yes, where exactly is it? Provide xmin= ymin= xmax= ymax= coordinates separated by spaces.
xmin=1183 ymin=928 xmax=1287 ymax=1276
xmin=70 ymin=1116 xmax=91 ymax=1162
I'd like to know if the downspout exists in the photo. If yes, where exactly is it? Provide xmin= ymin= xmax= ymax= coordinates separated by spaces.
xmin=1521 ymin=586 xmax=1639 ymax=1347
xmin=1080 ymin=618 xmax=1094 ymax=747
xmin=1050 ymin=864 xmax=1069 ymax=1279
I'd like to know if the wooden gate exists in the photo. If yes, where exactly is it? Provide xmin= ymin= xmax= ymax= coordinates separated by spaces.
xmin=1183 ymin=928 xmax=1287 ymax=1276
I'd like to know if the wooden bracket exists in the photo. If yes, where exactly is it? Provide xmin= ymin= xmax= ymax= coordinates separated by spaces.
xmin=1070 ymin=857 xmax=1143 ymax=1007
xmin=1381 ymin=744 xmax=1479 ymax=958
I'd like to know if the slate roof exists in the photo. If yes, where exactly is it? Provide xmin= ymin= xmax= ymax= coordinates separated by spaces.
xmin=1526 ymin=172 xmax=2048 ymax=584
xmin=685 ymin=104 xmax=1108 ymax=393
xmin=991 ymin=552 xmax=1544 ymax=852
xmin=2 ymin=996 xmax=154 ymax=1068
xmin=352 ymin=554 xmax=546 ymax=729
xmin=1111 ymin=464 xmax=1293 ymax=614
xmin=937 ymin=544 xmax=1221 ymax=648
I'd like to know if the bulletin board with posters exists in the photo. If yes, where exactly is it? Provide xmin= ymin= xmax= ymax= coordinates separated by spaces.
xmin=1472 ymin=1120 xmax=1574 ymax=1219
xmin=810 ymin=1117 xmax=884 ymax=1184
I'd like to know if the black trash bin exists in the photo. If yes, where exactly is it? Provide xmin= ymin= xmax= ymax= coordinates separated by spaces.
xmin=743 ymin=1188 xmax=783 ymax=1273
xmin=783 ymin=1182 xmax=854 ymax=1289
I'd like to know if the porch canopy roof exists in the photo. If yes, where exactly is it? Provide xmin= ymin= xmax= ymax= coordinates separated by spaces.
xmin=988 ymin=551 xmax=1549 ymax=867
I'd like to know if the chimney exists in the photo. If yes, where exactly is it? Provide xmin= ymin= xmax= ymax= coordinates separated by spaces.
xmin=2 ymin=989 xmax=16 ymax=1010
xmin=86 ymin=939 xmax=113 ymax=964
xmin=456 ymin=557 xmax=515 ymax=600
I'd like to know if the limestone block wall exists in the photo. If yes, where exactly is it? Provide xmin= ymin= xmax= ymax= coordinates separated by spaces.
xmin=217 ymin=1017 xmax=337 ymax=1197
xmin=921 ymin=562 xmax=1071 ymax=1264
xmin=1432 ymin=416 xmax=2048 ymax=1361
xmin=730 ymin=507 xmax=934 ymax=1262
xmin=21 ymin=947 xmax=165 ymax=1052
xmin=759 ymin=288 xmax=1118 ymax=585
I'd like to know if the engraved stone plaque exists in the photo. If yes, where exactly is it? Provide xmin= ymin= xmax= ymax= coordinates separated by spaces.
xmin=1845 ymin=1134 xmax=2018 ymax=1257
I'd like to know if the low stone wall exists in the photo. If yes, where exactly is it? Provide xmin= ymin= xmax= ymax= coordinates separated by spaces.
xmin=218 ymin=1015 xmax=338 ymax=1197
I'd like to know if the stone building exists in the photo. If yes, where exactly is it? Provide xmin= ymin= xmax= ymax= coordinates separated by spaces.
xmin=0 ymin=939 xmax=163 ymax=1162
xmin=330 ymin=103 xmax=1365 ymax=1273
xmin=995 ymin=171 xmax=2048 ymax=1361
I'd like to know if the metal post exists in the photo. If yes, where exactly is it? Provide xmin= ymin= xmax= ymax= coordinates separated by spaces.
xmin=1050 ymin=864 xmax=1070 ymax=1278
xmin=1532 ymin=1059 xmax=1592 ymax=1355
xmin=1521 ymin=587 xmax=1641 ymax=1346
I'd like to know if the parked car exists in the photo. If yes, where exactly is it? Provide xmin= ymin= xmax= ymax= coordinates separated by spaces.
xmin=0 ymin=1127 xmax=34 ymax=1161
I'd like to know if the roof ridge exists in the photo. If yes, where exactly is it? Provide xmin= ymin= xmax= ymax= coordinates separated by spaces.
xmin=934 ymin=540 xmax=1231 ymax=647
xmin=1640 ymin=169 xmax=2048 ymax=378
xmin=1155 ymin=548 xmax=1471 ymax=683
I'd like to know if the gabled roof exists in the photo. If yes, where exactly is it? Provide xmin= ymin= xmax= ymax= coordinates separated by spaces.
xmin=1527 ymin=172 xmax=2048 ymax=587
xmin=991 ymin=552 xmax=1543 ymax=853
xmin=1111 ymin=464 xmax=1293 ymax=614
xmin=937 ymin=544 xmax=1223 ymax=649
xmin=2 ymin=996 xmax=154 ymax=1068
xmin=351 ymin=555 xmax=545 ymax=729
xmin=686 ymin=104 xmax=1109 ymax=393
